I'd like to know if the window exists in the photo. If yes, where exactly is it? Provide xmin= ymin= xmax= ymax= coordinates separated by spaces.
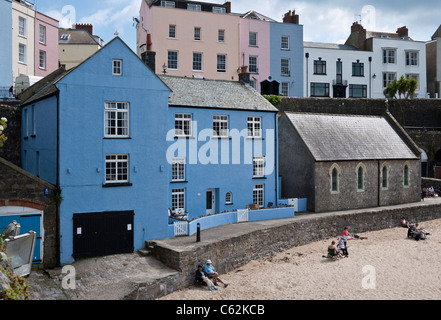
xmin=403 ymin=164 xmax=410 ymax=187
xmin=105 ymin=154 xmax=129 ymax=184
xmin=253 ymin=156 xmax=264 ymax=177
xmin=187 ymin=3 xmax=201 ymax=10
xmin=249 ymin=56 xmax=258 ymax=73
xmin=193 ymin=52 xmax=202 ymax=71
xmin=168 ymin=51 xmax=178 ymax=69
xmin=314 ymin=59 xmax=326 ymax=75
xmin=349 ymin=84 xmax=367 ymax=98
xmin=18 ymin=43 xmax=26 ymax=64
xmin=383 ymin=72 xmax=396 ymax=88
xmin=406 ymin=51 xmax=418 ymax=66
xmin=194 ymin=27 xmax=201 ymax=41
xmin=336 ymin=59 xmax=342 ymax=84
xmin=330 ymin=165 xmax=340 ymax=194
xmin=217 ymin=54 xmax=226 ymax=73
xmin=112 ymin=59 xmax=122 ymax=76
xmin=225 ymin=191 xmax=232 ymax=204
xmin=104 ymin=102 xmax=129 ymax=137
xmin=212 ymin=6 xmax=226 ymax=13
xmin=161 ymin=1 xmax=175 ymax=8
xmin=383 ymin=49 xmax=396 ymax=64
xmin=60 ymin=34 xmax=70 ymax=40
xmin=30 ymin=105 xmax=36 ymax=136
xmin=356 ymin=164 xmax=365 ymax=192
xmin=39 ymin=25 xmax=46 ymax=44
xmin=281 ymin=36 xmax=289 ymax=50
xmin=247 ymin=116 xmax=261 ymax=138
xmin=213 ymin=115 xmax=228 ymax=137
xmin=352 ymin=60 xmax=364 ymax=76
xmin=39 ymin=50 xmax=46 ymax=69
xmin=249 ymin=32 xmax=257 ymax=46
xmin=310 ymin=83 xmax=329 ymax=97
xmin=18 ymin=17 xmax=26 ymax=37
xmin=281 ymin=58 xmax=290 ymax=76
xmin=172 ymin=157 xmax=185 ymax=181
xmin=172 ymin=188 xmax=185 ymax=212
xmin=169 ymin=25 xmax=176 ymax=38
xmin=381 ymin=164 xmax=389 ymax=190
xmin=253 ymin=184 xmax=264 ymax=207
xmin=175 ymin=113 xmax=192 ymax=137
xmin=218 ymin=30 xmax=225 ymax=42
xmin=281 ymin=82 xmax=289 ymax=96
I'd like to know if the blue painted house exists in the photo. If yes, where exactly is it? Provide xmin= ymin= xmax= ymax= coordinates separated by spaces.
xmin=269 ymin=10 xmax=304 ymax=97
xmin=20 ymin=37 xmax=171 ymax=264
xmin=159 ymin=75 xmax=279 ymax=220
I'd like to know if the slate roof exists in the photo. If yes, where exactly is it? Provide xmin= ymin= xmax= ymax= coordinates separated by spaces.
xmin=59 ymin=28 xmax=102 ymax=46
xmin=158 ymin=75 xmax=278 ymax=112
xmin=284 ymin=112 xmax=419 ymax=161
xmin=304 ymin=42 xmax=359 ymax=51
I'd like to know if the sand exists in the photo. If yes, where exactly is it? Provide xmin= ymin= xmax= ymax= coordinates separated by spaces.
xmin=158 ymin=218 xmax=441 ymax=300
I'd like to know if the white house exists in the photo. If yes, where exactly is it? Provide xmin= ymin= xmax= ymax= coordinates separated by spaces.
xmin=303 ymin=42 xmax=373 ymax=98
xmin=346 ymin=23 xmax=427 ymax=99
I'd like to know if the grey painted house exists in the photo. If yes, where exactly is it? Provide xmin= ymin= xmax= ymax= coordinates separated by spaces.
xmin=279 ymin=111 xmax=421 ymax=212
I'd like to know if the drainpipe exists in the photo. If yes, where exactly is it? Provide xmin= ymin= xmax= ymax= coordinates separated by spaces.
xmin=56 ymin=90 xmax=61 ymax=267
xmin=377 ymin=160 xmax=381 ymax=207
xmin=305 ymin=52 xmax=309 ymax=97
xmin=369 ymin=57 xmax=372 ymax=98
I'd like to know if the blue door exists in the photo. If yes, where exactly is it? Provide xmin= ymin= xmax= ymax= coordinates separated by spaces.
xmin=0 ymin=213 xmax=42 ymax=264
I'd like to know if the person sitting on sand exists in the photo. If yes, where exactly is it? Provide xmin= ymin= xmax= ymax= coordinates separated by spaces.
xmin=204 ymin=260 xmax=228 ymax=288
xmin=195 ymin=264 xmax=218 ymax=291
xmin=400 ymin=217 xmax=409 ymax=228
xmin=337 ymin=237 xmax=348 ymax=257
xmin=327 ymin=241 xmax=344 ymax=258
xmin=342 ymin=227 xmax=368 ymax=240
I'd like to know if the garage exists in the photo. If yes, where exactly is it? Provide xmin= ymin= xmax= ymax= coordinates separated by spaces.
xmin=72 ymin=210 xmax=134 ymax=259
xmin=0 ymin=206 xmax=43 ymax=264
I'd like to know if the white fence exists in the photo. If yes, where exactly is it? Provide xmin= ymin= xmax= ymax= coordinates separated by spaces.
xmin=237 ymin=209 xmax=249 ymax=223
xmin=174 ymin=220 xmax=188 ymax=236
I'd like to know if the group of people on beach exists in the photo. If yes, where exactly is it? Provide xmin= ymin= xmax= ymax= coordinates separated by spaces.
xmin=327 ymin=227 xmax=368 ymax=259
xmin=421 ymin=186 xmax=438 ymax=200
xmin=400 ymin=217 xmax=430 ymax=241
xmin=195 ymin=259 xmax=229 ymax=291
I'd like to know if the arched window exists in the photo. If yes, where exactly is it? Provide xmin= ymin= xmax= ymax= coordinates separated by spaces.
xmin=356 ymin=163 xmax=366 ymax=192
xmin=330 ymin=164 xmax=340 ymax=194
xmin=225 ymin=191 xmax=232 ymax=204
xmin=403 ymin=163 xmax=410 ymax=187
xmin=381 ymin=164 xmax=389 ymax=190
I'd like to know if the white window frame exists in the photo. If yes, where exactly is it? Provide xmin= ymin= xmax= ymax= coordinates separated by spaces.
xmin=18 ymin=16 xmax=26 ymax=37
xmin=247 ymin=116 xmax=261 ymax=138
xmin=249 ymin=56 xmax=258 ymax=73
xmin=213 ymin=115 xmax=228 ymax=137
xmin=405 ymin=51 xmax=419 ymax=66
xmin=281 ymin=82 xmax=289 ymax=96
xmin=18 ymin=43 xmax=26 ymax=64
xmin=171 ymin=157 xmax=186 ymax=182
xmin=212 ymin=6 xmax=226 ymax=13
xmin=175 ymin=113 xmax=192 ymax=137
xmin=253 ymin=184 xmax=264 ymax=208
xmin=281 ymin=58 xmax=290 ymax=76
xmin=383 ymin=48 xmax=396 ymax=64
xmin=253 ymin=156 xmax=265 ymax=178
xmin=172 ymin=188 xmax=185 ymax=212
xmin=249 ymin=32 xmax=257 ymax=46
xmin=218 ymin=29 xmax=225 ymax=43
xmin=281 ymin=35 xmax=289 ymax=50
xmin=193 ymin=52 xmax=203 ymax=71
xmin=104 ymin=102 xmax=130 ymax=138
xmin=168 ymin=50 xmax=178 ymax=70
xmin=105 ymin=154 xmax=129 ymax=184
xmin=161 ymin=1 xmax=175 ymax=8
xmin=187 ymin=3 xmax=201 ymax=11
xmin=112 ymin=59 xmax=122 ymax=76
xmin=383 ymin=72 xmax=396 ymax=88
xmin=39 ymin=50 xmax=46 ymax=69
xmin=194 ymin=27 xmax=201 ymax=41
xmin=39 ymin=25 xmax=46 ymax=44
xmin=168 ymin=25 xmax=176 ymax=38
xmin=217 ymin=54 xmax=226 ymax=73
xmin=225 ymin=191 xmax=232 ymax=204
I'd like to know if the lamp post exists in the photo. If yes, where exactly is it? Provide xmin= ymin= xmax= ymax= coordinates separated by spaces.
xmin=162 ymin=63 xmax=167 ymax=75
xmin=196 ymin=223 xmax=201 ymax=242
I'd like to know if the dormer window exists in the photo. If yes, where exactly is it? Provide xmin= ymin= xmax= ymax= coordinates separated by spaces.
xmin=212 ymin=6 xmax=226 ymax=14
xmin=113 ymin=59 xmax=122 ymax=76
xmin=60 ymin=34 xmax=70 ymax=40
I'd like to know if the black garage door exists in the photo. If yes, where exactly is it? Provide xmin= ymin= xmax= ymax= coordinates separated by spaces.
xmin=73 ymin=211 xmax=134 ymax=259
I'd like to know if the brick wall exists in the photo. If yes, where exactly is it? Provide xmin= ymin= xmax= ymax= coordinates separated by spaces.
xmin=0 ymin=157 xmax=58 ymax=268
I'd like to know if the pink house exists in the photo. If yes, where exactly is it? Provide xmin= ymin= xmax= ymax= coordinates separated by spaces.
xmin=34 ymin=12 xmax=59 ymax=77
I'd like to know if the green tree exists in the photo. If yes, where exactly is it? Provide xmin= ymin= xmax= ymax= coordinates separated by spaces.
xmin=0 ymin=117 xmax=7 ymax=148
xmin=263 ymin=95 xmax=282 ymax=107
xmin=383 ymin=76 xmax=418 ymax=100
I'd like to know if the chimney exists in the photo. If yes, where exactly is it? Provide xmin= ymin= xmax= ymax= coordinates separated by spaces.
xmin=283 ymin=10 xmax=299 ymax=24
xmin=73 ymin=23 xmax=93 ymax=35
xmin=141 ymin=34 xmax=155 ymax=72
xmin=224 ymin=1 xmax=231 ymax=13
xmin=239 ymin=69 xmax=250 ymax=85
xmin=349 ymin=22 xmax=367 ymax=51
xmin=147 ymin=33 xmax=153 ymax=51
xmin=396 ymin=26 xmax=408 ymax=37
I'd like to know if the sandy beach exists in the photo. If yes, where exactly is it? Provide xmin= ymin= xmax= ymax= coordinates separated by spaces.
xmin=158 ymin=218 xmax=441 ymax=300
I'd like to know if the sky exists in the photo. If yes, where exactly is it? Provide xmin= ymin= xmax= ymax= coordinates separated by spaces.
xmin=32 ymin=0 xmax=441 ymax=52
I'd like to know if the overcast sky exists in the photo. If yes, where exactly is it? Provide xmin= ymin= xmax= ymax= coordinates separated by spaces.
xmin=35 ymin=0 xmax=441 ymax=51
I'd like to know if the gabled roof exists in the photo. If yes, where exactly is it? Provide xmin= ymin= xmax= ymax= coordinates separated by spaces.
xmin=158 ymin=75 xmax=278 ymax=112
xmin=241 ymin=10 xmax=277 ymax=22
xmin=283 ymin=112 xmax=420 ymax=162
xmin=432 ymin=25 xmax=441 ymax=40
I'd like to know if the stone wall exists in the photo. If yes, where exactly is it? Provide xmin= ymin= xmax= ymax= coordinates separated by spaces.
xmin=0 ymin=157 xmax=58 ymax=268
xmin=151 ymin=200 xmax=441 ymax=289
